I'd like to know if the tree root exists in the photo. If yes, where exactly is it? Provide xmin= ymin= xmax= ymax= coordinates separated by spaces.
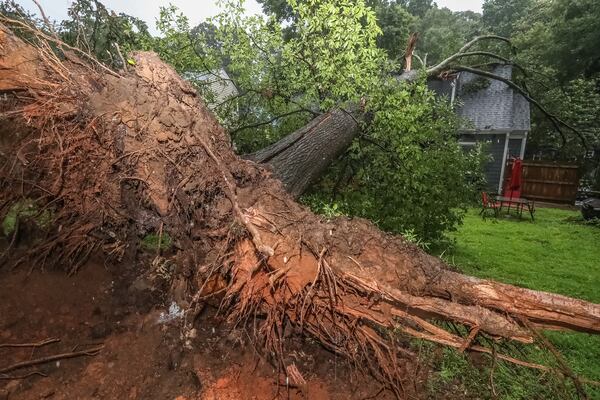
xmin=0 ymin=338 xmax=60 ymax=349
xmin=0 ymin=347 xmax=103 ymax=375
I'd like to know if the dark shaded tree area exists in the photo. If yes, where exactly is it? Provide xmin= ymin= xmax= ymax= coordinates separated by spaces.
xmin=483 ymin=0 xmax=600 ymax=188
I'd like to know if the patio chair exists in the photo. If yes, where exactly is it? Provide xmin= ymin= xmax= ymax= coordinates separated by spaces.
xmin=480 ymin=191 xmax=501 ymax=218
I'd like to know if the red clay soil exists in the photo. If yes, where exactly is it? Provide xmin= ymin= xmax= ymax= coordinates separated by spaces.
xmin=0 ymin=259 xmax=398 ymax=400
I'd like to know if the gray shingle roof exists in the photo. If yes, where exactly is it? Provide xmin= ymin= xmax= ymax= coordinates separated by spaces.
xmin=429 ymin=64 xmax=531 ymax=132
xmin=184 ymin=69 xmax=239 ymax=108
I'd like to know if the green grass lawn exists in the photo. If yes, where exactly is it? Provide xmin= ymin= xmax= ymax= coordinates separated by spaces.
xmin=431 ymin=207 xmax=600 ymax=399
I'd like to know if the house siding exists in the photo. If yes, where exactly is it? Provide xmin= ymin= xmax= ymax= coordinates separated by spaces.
xmin=460 ymin=134 xmax=526 ymax=192
xmin=461 ymin=133 xmax=506 ymax=191
xmin=483 ymin=134 xmax=506 ymax=191
xmin=508 ymin=138 xmax=522 ymax=159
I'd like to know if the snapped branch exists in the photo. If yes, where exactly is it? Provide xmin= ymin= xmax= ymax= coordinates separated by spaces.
xmin=427 ymin=35 xmax=513 ymax=76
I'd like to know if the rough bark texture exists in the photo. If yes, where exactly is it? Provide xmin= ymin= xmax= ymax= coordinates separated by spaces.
xmin=248 ymin=71 xmax=419 ymax=197
xmin=247 ymin=109 xmax=359 ymax=198
xmin=1 ymin=25 xmax=598 ymax=397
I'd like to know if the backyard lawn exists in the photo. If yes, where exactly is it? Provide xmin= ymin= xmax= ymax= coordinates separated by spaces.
xmin=433 ymin=207 xmax=600 ymax=399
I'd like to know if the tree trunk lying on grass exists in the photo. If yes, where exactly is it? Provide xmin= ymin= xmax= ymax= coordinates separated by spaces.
xmin=0 ymin=24 xmax=599 ymax=396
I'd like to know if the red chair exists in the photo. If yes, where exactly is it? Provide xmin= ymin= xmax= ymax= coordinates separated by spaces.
xmin=480 ymin=192 xmax=502 ymax=218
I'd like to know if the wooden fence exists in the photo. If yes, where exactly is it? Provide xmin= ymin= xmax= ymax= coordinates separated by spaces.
xmin=503 ymin=161 xmax=580 ymax=204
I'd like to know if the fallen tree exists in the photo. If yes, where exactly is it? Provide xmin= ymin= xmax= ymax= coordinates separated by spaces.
xmin=1 ymin=23 xmax=599 ymax=397
xmin=248 ymin=35 xmax=586 ymax=197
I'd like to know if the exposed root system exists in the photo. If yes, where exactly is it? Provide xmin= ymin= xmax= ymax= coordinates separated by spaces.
xmin=1 ymin=22 xmax=599 ymax=396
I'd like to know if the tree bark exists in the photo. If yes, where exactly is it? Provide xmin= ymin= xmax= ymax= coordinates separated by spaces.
xmin=247 ymin=108 xmax=359 ymax=197
xmin=247 ymin=71 xmax=419 ymax=197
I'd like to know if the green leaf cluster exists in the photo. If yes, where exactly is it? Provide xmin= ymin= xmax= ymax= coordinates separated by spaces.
xmin=305 ymin=76 xmax=485 ymax=243
xmin=59 ymin=0 xmax=153 ymax=68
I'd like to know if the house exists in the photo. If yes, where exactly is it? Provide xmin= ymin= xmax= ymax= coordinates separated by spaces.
xmin=185 ymin=68 xmax=239 ymax=109
xmin=429 ymin=64 xmax=531 ymax=193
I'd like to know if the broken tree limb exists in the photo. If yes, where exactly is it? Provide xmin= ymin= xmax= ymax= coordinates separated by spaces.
xmin=425 ymin=34 xmax=513 ymax=77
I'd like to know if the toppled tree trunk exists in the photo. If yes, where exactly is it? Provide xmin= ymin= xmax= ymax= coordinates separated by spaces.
xmin=247 ymin=71 xmax=419 ymax=197
xmin=247 ymin=108 xmax=359 ymax=198
xmin=1 ymin=24 xmax=598 ymax=396
xmin=249 ymin=34 xmax=580 ymax=198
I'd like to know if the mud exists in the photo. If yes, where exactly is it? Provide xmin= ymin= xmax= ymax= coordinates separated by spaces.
xmin=0 ymin=260 xmax=395 ymax=400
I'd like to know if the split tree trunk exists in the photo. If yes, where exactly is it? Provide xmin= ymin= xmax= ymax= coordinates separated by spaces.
xmin=1 ymin=24 xmax=598 ymax=395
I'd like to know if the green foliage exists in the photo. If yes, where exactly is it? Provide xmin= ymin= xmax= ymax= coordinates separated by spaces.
xmin=512 ymin=0 xmax=600 ymax=81
xmin=153 ymin=5 xmax=207 ymax=75
xmin=367 ymin=1 xmax=415 ymax=60
xmin=284 ymin=0 xmax=384 ymax=109
xmin=258 ymin=0 xmax=416 ymax=61
xmin=482 ymin=0 xmax=533 ymax=38
xmin=398 ymin=228 xmax=430 ymax=249
xmin=59 ymin=0 xmax=153 ymax=68
xmin=415 ymin=8 xmax=483 ymax=65
xmin=305 ymin=78 xmax=485 ymax=243
xmin=395 ymin=0 xmax=433 ymax=18
xmin=2 ymin=199 xmax=53 ymax=236
xmin=301 ymin=195 xmax=346 ymax=219
xmin=141 ymin=232 xmax=173 ymax=252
